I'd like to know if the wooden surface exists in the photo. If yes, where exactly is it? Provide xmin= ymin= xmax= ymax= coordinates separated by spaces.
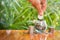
xmin=0 ymin=30 xmax=60 ymax=40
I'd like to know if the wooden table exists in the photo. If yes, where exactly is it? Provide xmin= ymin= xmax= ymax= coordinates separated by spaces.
xmin=0 ymin=30 xmax=60 ymax=40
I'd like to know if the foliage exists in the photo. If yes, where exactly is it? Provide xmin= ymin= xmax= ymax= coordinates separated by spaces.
xmin=0 ymin=0 xmax=60 ymax=29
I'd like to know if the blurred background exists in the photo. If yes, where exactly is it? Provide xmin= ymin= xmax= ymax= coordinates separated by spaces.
xmin=0 ymin=0 xmax=60 ymax=30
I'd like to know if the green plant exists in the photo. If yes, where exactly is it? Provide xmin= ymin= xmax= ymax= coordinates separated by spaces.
xmin=0 ymin=0 xmax=60 ymax=29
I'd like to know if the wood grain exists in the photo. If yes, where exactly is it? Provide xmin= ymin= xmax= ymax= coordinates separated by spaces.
xmin=0 ymin=30 xmax=60 ymax=40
